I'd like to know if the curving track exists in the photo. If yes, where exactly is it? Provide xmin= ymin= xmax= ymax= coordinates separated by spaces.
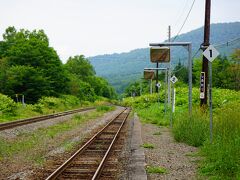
xmin=0 ymin=107 xmax=95 ymax=131
xmin=45 ymin=107 xmax=130 ymax=180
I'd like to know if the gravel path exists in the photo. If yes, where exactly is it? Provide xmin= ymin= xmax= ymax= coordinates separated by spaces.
xmin=142 ymin=123 xmax=199 ymax=180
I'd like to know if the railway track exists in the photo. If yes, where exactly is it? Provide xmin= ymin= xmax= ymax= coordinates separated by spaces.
xmin=0 ymin=107 xmax=95 ymax=131
xmin=45 ymin=107 xmax=130 ymax=180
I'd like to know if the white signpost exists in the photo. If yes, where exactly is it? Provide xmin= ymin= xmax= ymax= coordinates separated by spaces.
xmin=170 ymin=75 xmax=178 ymax=127
xmin=203 ymin=45 xmax=219 ymax=143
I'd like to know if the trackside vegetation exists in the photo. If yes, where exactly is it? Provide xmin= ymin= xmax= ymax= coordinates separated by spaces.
xmin=0 ymin=93 xmax=109 ymax=123
xmin=0 ymin=106 xmax=115 ymax=163
xmin=122 ymin=87 xmax=240 ymax=179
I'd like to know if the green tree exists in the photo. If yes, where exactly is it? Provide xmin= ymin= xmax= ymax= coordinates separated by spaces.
xmin=2 ymin=66 xmax=49 ymax=103
xmin=173 ymin=61 xmax=188 ymax=84
xmin=65 ymin=55 xmax=117 ymax=99
xmin=65 ymin=55 xmax=95 ymax=81
xmin=0 ymin=26 xmax=69 ymax=102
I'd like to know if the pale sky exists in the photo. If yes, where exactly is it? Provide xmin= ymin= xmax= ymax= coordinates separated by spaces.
xmin=0 ymin=0 xmax=239 ymax=62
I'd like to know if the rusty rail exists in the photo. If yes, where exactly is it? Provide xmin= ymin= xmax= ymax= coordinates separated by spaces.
xmin=0 ymin=107 xmax=95 ymax=131
xmin=46 ymin=107 xmax=130 ymax=180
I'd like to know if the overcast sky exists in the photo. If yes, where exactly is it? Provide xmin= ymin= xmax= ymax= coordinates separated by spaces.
xmin=0 ymin=0 xmax=239 ymax=62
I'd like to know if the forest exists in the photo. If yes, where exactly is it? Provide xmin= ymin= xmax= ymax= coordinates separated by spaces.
xmin=0 ymin=26 xmax=117 ymax=105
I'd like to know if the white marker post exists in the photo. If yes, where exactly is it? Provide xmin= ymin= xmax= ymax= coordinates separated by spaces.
xmin=170 ymin=75 xmax=178 ymax=128
xmin=156 ymin=82 xmax=161 ymax=107
xmin=202 ymin=45 xmax=219 ymax=143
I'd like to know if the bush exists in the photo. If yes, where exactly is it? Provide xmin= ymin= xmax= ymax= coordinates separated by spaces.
xmin=60 ymin=95 xmax=80 ymax=109
xmin=0 ymin=93 xmax=17 ymax=114
xmin=38 ymin=97 xmax=61 ymax=109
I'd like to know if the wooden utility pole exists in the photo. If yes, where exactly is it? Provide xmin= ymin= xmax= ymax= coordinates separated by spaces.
xmin=200 ymin=0 xmax=211 ymax=106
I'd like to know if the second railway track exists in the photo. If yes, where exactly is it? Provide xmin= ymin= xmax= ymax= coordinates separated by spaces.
xmin=0 ymin=107 xmax=95 ymax=131
xmin=45 ymin=107 xmax=130 ymax=180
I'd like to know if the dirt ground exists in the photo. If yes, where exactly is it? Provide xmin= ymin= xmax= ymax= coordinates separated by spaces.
xmin=141 ymin=123 xmax=200 ymax=180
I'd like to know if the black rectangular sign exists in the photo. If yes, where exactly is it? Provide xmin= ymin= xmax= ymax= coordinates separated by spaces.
xmin=200 ymin=72 xmax=205 ymax=99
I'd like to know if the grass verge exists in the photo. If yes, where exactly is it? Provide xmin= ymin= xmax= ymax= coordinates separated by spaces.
xmin=173 ymin=103 xmax=240 ymax=179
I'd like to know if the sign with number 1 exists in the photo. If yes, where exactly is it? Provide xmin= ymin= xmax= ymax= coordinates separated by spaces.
xmin=202 ymin=45 xmax=220 ymax=62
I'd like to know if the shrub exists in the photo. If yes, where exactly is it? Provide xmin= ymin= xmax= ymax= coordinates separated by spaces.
xmin=38 ymin=97 xmax=61 ymax=109
xmin=0 ymin=93 xmax=17 ymax=114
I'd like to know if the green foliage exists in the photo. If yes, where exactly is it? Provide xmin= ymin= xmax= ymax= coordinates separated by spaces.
xmin=0 ymin=93 xmax=17 ymax=114
xmin=137 ymin=103 xmax=169 ymax=126
xmin=38 ymin=97 xmax=62 ymax=109
xmin=2 ymin=65 xmax=49 ymax=103
xmin=96 ymin=105 xmax=114 ymax=112
xmin=173 ymin=109 xmax=208 ymax=147
xmin=64 ymin=55 xmax=95 ymax=80
xmin=153 ymin=131 xmax=162 ymax=135
xmin=141 ymin=143 xmax=155 ymax=149
xmin=193 ymin=55 xmax=240 ymax=90
xmin=122 ymin=87 xmax=240 ymax=179
xmin=146 ymin=165 xmax=167 ymax=174
xmin=0 ymin=95 xmax=82 ymax=123
xmin=65 ymin=55 xmax=117 ymax=100
xmin=0 ymin=26 xmax=69 ymax=103
xmin=0 ymin=26 xmax=116 ymax=104
xmin=200 ymin=102 xmax=240 ymax=179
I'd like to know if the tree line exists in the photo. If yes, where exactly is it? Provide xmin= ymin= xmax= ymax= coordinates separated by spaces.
xmin=0 ymin=27 xmax=116 ymax=103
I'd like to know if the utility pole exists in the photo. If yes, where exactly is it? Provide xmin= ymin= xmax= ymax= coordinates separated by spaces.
xmin=201 ymin=0 xmax=211 ymax=106
xmin=168 ymin=25 xmax=171 ymax=104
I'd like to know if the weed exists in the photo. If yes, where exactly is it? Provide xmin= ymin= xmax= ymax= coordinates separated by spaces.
xmin=96 ymin=105 xmax=114 ymax=112
xmin=141 ymin=143 xmax=154 ymax=149
xmin=153 ymin=131 xmax=161 ymax=135
xmin=146 ymin=165 xmax=167 ymax=174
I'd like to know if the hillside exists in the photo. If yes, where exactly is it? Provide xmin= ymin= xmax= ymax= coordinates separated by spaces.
xmin=89 ymin=22 xmax=240 ymax=93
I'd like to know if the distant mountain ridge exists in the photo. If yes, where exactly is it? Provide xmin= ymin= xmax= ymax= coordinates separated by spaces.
xmin=89 ymin=22 xmax=240 ymax=93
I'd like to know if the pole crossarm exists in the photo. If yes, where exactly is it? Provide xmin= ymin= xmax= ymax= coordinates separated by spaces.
xmin=144 ymin=67 xmax=168 ymax=71
xmin=149 ymin=42 xmax=191 ymax=47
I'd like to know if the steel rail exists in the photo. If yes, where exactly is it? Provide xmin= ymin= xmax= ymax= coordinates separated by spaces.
xmin=0 ymin=107 xmax=95 ymax=131
xmin=92 ymin=108 xmax=129 ymax=179
xmin=45 ymin=107 xmax=128 ymax=180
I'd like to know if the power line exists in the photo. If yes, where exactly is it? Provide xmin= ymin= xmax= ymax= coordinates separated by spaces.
xmin=173 ymin=0 xmax=196 ymax=42
xmin=173 ymin=0 xmax=189 ymax=28
xmin=214 ymin=37 xmax=240 ymax=48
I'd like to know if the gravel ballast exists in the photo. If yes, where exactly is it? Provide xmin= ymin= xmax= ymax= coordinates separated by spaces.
xmin=0 ymin=106 xmax=125 ymax=179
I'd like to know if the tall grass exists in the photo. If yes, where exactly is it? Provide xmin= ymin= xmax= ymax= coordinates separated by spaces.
xmin=200 ymin=103 xmax=240 ymax=179
xmin=173 ymin=103 xmax=240 ymax=179
xmin=173 ymin=109 xmax=208 ymax=147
